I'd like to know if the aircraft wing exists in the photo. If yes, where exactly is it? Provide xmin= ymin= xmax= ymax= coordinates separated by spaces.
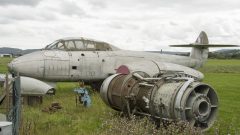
xmin=116 ymin=60 xmax=204 ymax=80
xmin=170 ymin=43 xmax=240 ymax=48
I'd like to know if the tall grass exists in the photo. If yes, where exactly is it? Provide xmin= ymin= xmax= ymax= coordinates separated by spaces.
xmin=100 ymin=114 xmax=202 ymax=135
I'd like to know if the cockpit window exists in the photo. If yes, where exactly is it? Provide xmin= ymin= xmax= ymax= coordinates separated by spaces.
xmin=75 ymin=40 xmax=85 ymax=50
xmin=45 ymin=40 xmax=58 ymax=49
xmin=65 ymin=41 xmax=75 ymax=50
xmin=87 ymin=43 xmax=95 ymax=49
xmin=44 ymin=38 xmax=119 ymax=51
xmin=57 ymin=42 xmax=65 ymax=50
xmin=85 ymin=41 xmax=96 ymax=50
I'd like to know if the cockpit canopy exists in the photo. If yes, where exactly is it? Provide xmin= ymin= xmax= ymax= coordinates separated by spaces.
xmin=44 ymin=37 xmax=120 ymax=51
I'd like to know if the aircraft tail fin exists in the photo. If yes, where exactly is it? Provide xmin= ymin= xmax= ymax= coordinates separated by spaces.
xmin=190 ymin=31 xmax=209 ymax=62
xmin=170 ymin=31 xmax=239 ymax=68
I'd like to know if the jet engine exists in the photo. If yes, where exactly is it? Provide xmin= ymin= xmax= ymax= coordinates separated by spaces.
xmin=100 ymin=71 xmax=218 ymax=131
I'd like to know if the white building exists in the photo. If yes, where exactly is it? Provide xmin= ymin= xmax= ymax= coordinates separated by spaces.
xmin=0 ymin=54 xmax=12 ymax=58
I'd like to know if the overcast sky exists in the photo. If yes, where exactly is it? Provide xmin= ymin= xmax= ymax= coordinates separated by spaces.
xmin=0 ymin=0 xmax=240 ymax=51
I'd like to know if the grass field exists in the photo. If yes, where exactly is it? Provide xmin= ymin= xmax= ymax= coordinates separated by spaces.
xmin=0 ymin=57 xmax=11 ymax=74
xmin=0 ymin=58 xmax=240 ymax=134
xmin=199 ymin=59 xmax=240 ymax=134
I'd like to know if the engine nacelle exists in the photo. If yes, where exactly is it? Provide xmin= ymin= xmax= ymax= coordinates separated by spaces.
xmin=100 ymin=72 xmax=218 ymax=131
xmin=0 ymin=74 xmax=55 ymax=95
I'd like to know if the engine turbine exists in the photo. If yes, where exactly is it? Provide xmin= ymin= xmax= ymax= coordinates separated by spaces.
xmin=100 ymin=71 xmax=218 ymax=131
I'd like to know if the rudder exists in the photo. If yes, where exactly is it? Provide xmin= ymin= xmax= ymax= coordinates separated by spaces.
xmin=190 ymin=31 xmax=209 ymax=64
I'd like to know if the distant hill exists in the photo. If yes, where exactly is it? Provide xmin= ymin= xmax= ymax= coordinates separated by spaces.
xmin=209 ymin=49 xmax=240 ymax=59
xmin=0 ymin=47 xmax=22 ymax=54
xmin=22 ymin=49 xmax=40 ymax=55
xmin=0 ymin=47 xmax=40 ymax=56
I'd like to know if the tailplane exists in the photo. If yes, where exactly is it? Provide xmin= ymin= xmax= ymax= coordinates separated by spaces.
xmin=170 ymin=31 xmax=239 ymax=68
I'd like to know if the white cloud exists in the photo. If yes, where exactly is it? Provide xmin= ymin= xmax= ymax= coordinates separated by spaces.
xmin=0 ymin=0 xmax=42 ymax=6
xmin=0 ymin=0 xmax=240 ymax=51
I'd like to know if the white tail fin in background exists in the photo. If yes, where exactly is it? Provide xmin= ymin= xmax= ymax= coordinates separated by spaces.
xmin=190 ymin=31 xmax=209 ymax=62
xmin=170 ymin=31 xmax=239 ymax=68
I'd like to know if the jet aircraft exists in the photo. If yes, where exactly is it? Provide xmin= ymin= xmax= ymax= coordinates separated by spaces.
xmin=7 ymin=31 xmax=238 ymax=89
xmin=7 ymin=31 xmax=239 ymax=130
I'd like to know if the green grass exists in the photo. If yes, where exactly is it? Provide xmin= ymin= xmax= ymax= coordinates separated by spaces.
xmin=0 ymin=58 xmax=240 ymax=134
xmin=21 ymin=82 xmax=113 ymax=135
xmin=199 ymin=59 xmax=240 ymax=73
xmin=202 ymin=73 xmax=240 ymax=134
xmin=199 ymin=59 xmax=240 ymax=134
xmin=0 ymin=57 xmax=12 ymax=73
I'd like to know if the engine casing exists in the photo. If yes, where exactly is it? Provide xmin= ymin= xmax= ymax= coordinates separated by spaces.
xmin=100 ymin=72 xmax=218 ymax=131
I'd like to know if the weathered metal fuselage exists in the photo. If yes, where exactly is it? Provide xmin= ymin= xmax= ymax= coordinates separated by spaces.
xmin=8 ymin=50 xmax=202 ymax=82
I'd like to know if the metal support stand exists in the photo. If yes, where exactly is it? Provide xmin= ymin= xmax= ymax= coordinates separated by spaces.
xmin=12 ymin=74 xmax=21 ymax=135
xmin=5 ymin=73 xmax=10 ymax=114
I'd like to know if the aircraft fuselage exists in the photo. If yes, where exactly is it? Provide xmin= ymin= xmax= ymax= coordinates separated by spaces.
xmin=9 ymin=50 xmax=200 ymax=82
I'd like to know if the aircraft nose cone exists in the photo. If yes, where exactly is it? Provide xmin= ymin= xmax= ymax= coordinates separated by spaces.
xmin=8 ymin=59 xmax=19 ymax=74
xmin=8 ymin=51 xmax=45 ymax=78
xmin=7 ymin=62 xmax=14 ymax=73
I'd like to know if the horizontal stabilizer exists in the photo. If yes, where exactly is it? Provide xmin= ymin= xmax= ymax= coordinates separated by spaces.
xmin=169 ymin=31 xmax=239 ymax=68
xmin=170 ymin=43 xmax=240 ymax=48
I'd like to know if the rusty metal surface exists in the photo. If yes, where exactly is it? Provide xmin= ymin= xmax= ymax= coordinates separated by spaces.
xmin=100 ymin=72 xmax=218 ymax=131
xmin=108 ymin=74 xmax=125 ymax=110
